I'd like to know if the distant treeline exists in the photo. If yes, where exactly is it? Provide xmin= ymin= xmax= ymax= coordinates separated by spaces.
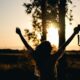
xmin=0 ymin=49 xmax=27 ymax=54
xmin=0 ymin=49 xmax=80 ymax=54
xmin=0 ymin=49 xmax=29 ymax=64
xmin=66 ymin=50 xmax=80 ymax=55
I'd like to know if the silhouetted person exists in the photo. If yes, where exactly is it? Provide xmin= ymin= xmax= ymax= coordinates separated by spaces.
xmin=16 ymin=26 xmax=79 ymax=80
xmin=57 ymin=53 xmax=67 ymax=80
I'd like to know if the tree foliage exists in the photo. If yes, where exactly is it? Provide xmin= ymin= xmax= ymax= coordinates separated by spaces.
xmin=23 ymin=0 xmax=72 ymax=46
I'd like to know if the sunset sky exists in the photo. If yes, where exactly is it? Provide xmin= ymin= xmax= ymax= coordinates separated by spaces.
xmin=0 ymin=0 xmax=80 ymax=50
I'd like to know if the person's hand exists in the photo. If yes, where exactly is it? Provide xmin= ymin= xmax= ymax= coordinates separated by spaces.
xmin=74 ymin=25 xmax=80 ymax=34
xmin=16 ymin=27 xmax=21 ymax=35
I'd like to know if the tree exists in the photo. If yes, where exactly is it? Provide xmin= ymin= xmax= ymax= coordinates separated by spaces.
xmin=58 ymin=0 xmax=73 ymax=48
xmin=58 ymin=0 xmax=66 ymax=48
xmin=23 ymin=0 xmax=72 ymax=48
xmin=23 ymin=0 xmax=59 ymax=47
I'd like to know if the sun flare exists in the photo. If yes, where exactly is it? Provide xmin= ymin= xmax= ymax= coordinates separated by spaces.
xmin=47 ymin=24 xmax=59 ymax=48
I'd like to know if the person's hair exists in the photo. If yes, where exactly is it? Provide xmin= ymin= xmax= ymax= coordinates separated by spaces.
xmin=34 ymin=41 xmax=52 ymax=58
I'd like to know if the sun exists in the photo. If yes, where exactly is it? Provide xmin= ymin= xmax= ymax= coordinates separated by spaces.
xmin=47 ymin=23 xmax=59 ymax=48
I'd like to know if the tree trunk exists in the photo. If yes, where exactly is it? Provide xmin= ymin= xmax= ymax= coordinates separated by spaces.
xmin=41 ymin=0 xmax=47 ymax=42
xmin=58 ymin=0 xmax=66 ymax=48
xmin=58 ymin=1 xmax=66 ymax=80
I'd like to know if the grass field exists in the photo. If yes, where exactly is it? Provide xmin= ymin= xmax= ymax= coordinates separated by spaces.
xmin=0 ymin=50 xmax=80 ymax=80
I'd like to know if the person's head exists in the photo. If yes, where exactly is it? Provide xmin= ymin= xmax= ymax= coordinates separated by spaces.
xmin=35 ymin=41 xmax=52 ymax=57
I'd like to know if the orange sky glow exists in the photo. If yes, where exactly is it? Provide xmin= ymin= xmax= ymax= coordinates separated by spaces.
xmin=0 ymin=0 xmax=80 ymax=50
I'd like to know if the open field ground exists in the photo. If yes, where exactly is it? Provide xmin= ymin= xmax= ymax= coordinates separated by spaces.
xmin=0 ymin=50 xmax=80 ymax=80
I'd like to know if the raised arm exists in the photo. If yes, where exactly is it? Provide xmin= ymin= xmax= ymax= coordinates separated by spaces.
xmin=55 ymin=25 xmax=80 ymax=60
xmin=16 ymin=27 xmax=34 ymax=52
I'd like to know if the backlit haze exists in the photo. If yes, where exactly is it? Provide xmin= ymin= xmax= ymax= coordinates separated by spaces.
xmin=0 ymin=0 xmax=80 ymax=50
